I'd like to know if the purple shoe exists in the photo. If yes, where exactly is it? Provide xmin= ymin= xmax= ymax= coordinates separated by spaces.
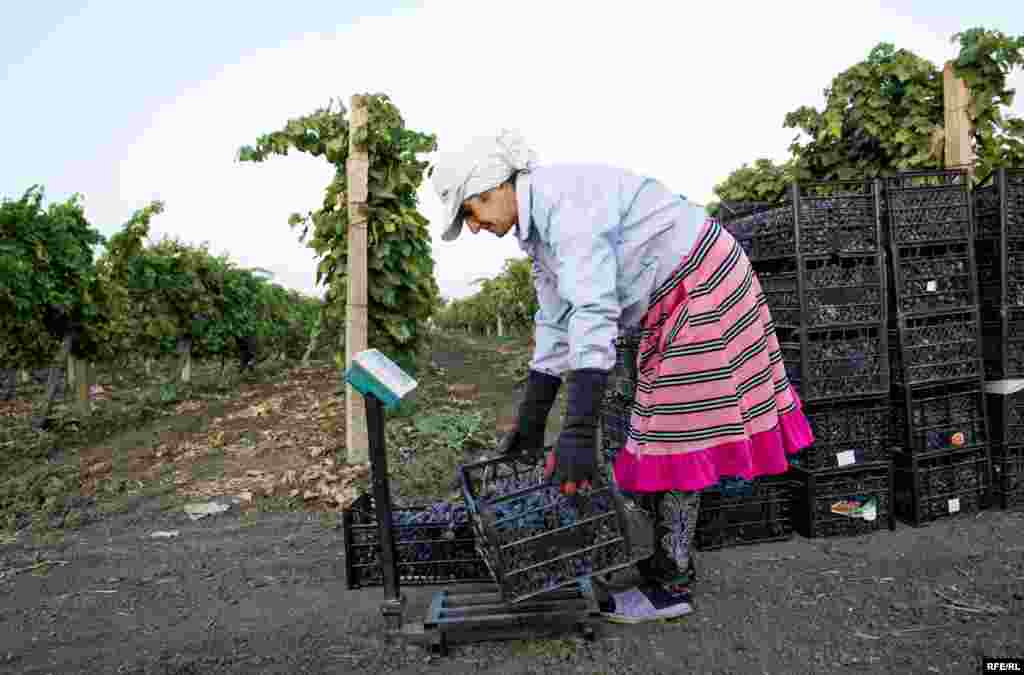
xmin=599 ymin=582 xmax=693 ymax=624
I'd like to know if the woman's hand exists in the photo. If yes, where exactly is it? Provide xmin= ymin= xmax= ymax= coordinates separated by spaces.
xmin=544 ymin=448 xmax=593 ymax=496
xmin=544 ymin=368 xmax=609 ymax=496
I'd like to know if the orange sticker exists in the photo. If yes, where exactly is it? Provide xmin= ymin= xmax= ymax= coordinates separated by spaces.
xmin=951 ymin=432 xmax=965 ymax=447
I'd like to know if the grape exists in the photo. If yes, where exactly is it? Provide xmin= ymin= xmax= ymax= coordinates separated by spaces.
xmin=462 ymin=456 xmax=637 ymax=600
xmin=347 ymin=496 xmax=490 ymax=586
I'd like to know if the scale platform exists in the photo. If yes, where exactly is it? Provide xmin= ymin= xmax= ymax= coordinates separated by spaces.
xmin=421 ymin=580 xmax=600 ymax=656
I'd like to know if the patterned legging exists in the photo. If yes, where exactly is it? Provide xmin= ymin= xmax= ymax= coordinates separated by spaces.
xmin=601 ymin=329 xmax=700 ymax=588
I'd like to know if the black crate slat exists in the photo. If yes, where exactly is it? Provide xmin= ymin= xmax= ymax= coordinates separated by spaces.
xmin=891 ymin=379 xmax=989 ymax=455
xmin=985 ymin=387 xmax=1024 ymax=448
xmin=791 ymin=462 xmax=895 ymax=538
xmin=892 ymin=445 xmax=991 ymax=526
xmin=883 ymin=170 xmax=973 ymax=245
xmin=889 ymin=309 xmax=983 ymax=386
xmin=695 ymin=475 xmax=796 ymax=551
xmin=975 ymin=169 xmax=1024 ymax=308
xmin=343 ymin=497 xmax=492 ymax=589
xmin=991 ymin=444 xmax=1024 ymax=509
xmin=888 ymin=241 xmax=978 ymax=315
xmin=981 ymin=306 xmax=1024 ymax=379
xmin=791 ymin=397 xmax=891 ymax=472
xmin=757 ymin=254 xmax=886 ymax=329
xmin=797 ymin=180 xmax=882 ymax=255
xmin=781 ymin=324 xmax=890 ymax=403
xmin=976 ymin=237 xmax=1024 ymax=308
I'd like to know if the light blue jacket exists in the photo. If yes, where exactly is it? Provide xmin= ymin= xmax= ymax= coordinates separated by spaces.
xmin=513 ymin=165 xmax=706 ymax=376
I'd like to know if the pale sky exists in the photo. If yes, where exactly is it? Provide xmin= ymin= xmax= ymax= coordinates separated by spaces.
xmin=3 ymin=1 xmax=1022 ymax=301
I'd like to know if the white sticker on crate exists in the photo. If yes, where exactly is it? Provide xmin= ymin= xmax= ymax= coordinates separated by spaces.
xmin=948 ymin=497 xmax=961 ymax=514
xmin=926 ymin=280 xmax=938 ymax=292
xmin=836 ymin=451 xmax=856 ymax=467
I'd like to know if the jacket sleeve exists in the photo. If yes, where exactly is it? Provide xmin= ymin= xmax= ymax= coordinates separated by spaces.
xmin=549 ymin=198 xmax=620 ymax=373
xmin=530 ymin=260 xmax=572 ymax=377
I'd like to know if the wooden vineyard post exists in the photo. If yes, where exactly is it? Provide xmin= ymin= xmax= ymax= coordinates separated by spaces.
xmin=943 ymin=61 xmax=975 ymax=175
xmin=346 ymin=94 xmax=370 ymax=465
xmin=74 ymin=357 xmax=91 ymax=418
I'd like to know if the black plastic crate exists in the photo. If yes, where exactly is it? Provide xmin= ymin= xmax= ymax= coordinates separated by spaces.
xmin=891 ymin=379 xmax=988 ymax=455
xmin=974 ymin=168 xmax=1024 ymax=240
xmin=889 ymin=310 xmax=982 ymax=386
xmin=796 ymin=180 xmax=882 ymax=255
xmin=981 ymin=306 xmax=1024 ymax=379
xmin=986 ymin=385 xmax=1024 ymax=448
xmin=754 ymin=258 xmax=801 ymax=327
xmin=883 ymin=169 xmax=973 ymax=244
xmin=727 ymin=203 xmax=796 ymax=260
xmin=790 ymin=397 xmax=890 ymax=472
xmin=342 ymin=495 xmax=491 ymax=589
xmin=892 ymin=445 xmax=991 ymax=526
xmin=756 ymin=254 xmax=885 ymax=329
xmin=791 ymin=462 xmax=895 ymax=538
xmin=888 ymin=240 xmax=979 ymax=315
xmin=976 ymin=237 xmax=1024 ymax=308
xmin=695 ymin=474 xmax=796 ymax=551
xmin=459 ymin=455 xmax=654 ymax=604
xmin=991 ymin=444 xmax=1024 ymax=509
xmin=781 ymin=324 xmax=889 ymax=402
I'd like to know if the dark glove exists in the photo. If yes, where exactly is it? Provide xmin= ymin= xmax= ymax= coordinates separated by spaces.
xmin=546 ymin=368 xmax=609 ymax=495
xmin=499 ymin=369 xmax=562 ymax=459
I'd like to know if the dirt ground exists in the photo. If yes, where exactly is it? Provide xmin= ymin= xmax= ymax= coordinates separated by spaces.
xmin=1 ymin=333 xmax=1023 ymax=674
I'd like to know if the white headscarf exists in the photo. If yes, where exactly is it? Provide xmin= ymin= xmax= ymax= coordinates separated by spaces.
xmin=430 ymin=129 xmax=538 ymax=241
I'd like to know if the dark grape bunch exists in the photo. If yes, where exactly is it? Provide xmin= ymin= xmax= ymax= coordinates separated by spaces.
xmin=799 ymin=196 xmax=876 ymax=254
xmin=918 ymin=457 xmax=984 ymax=520
xmin=347 ymin=498 xmax=493 ymax=586
xmin=901 ymin=318 xmax=976 ymax=348
xmin=889 ymin=202 xmax=970 ymax=243
xmin=749 ymin=207 xmax=797 ymax=259
xmin=786 ymin=333 xmax=883 ymax=398
xmin=805 ymin=258 xmax=880 ymax=288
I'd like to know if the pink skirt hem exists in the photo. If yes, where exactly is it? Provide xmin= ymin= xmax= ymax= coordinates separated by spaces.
xmin=612 ymin=401 xmax=815 ymax=494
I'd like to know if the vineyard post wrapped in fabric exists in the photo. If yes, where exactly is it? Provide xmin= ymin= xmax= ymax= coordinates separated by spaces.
xmin=433 ymin=130 xmax=814 ymax=622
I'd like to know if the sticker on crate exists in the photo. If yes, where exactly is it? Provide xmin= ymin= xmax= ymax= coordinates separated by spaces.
xmin=830 ymin=496 xmax=878 ymax=521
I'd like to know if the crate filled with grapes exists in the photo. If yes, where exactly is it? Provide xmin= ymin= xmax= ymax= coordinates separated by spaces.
xmin=726 ymin=202 xmax=797 ymax=261
xmin=791 ymin=462 xmax=895 ymax=538
xmin=981 ymin=306 xmax=1024 ymax=379
xmin=797 ymin=179 xmax=882 ymax=255
xmin=890 ymin=380 xmax=988 ymax=455
xmin=882 ymin=170 xmax=973 ymax=245
xmin=889 ymin=310 xmax=982 ymax=386
xmin=888 ymin=240 xmax=979 ymax=315
xmin=342 ymin=494 xmax=491 ymax=589
xmin=892 ymin=445 xmax=991 ymax=526
xmin=974 ymin=168 xmax=1024 ymax=307
xmin=780 ymin=324 xmax=890 ymax=402
xmin=991 ymin=444 xmax=1024 ymax=510
xmin=459 ymin=454 xmax=654 ymax=604
xmin=695 ymin=474 xmax=797 ymax=551
xmin=790 ymin=397 xmax=890 ymax=472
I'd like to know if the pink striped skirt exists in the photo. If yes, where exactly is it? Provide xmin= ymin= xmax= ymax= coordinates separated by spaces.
xmin=613 ymin=219 xmax=814 ymax=494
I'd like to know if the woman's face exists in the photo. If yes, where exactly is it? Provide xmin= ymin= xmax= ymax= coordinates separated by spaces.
xmin=461 ymin=182 xmax=518 ymax=238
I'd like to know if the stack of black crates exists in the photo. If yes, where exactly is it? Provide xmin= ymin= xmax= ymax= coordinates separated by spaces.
xmin=722 ymin=181 xmax=895 ymax=539
xmin=975 ymin=168 xmax=1024 ymax=509
xmin=883 ymin=170 xmax=991 ymax=525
